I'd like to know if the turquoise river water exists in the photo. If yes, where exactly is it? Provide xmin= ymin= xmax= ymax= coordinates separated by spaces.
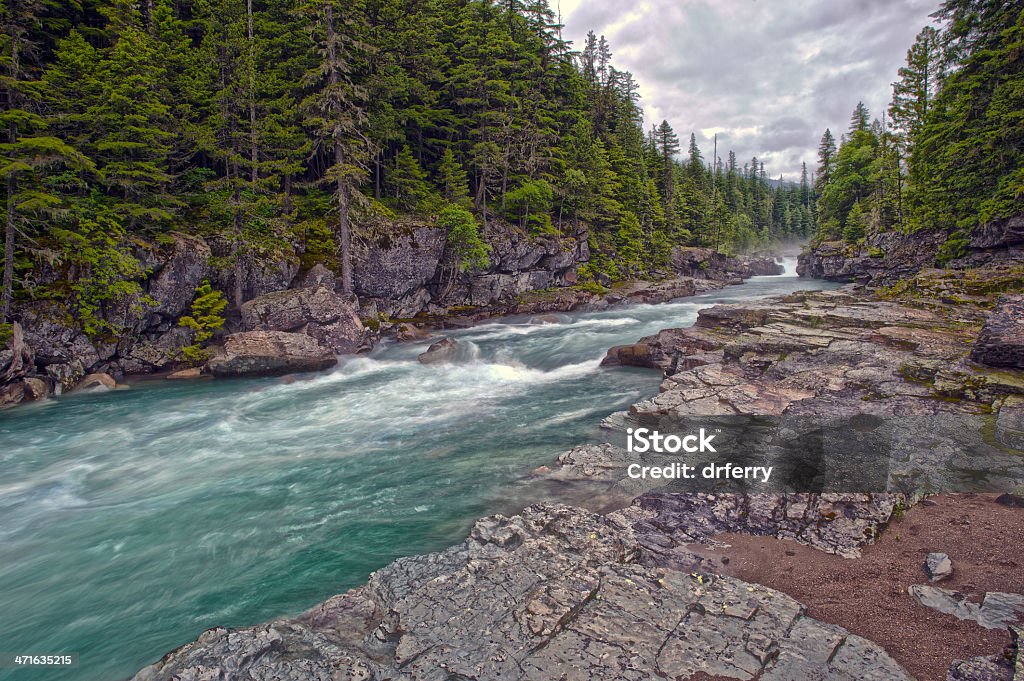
xmin=0 ymin=261 xmax=834 ymax=681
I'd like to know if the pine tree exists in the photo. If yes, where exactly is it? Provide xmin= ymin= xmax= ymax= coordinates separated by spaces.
xmin=815 ymin=128 xmax=837 ymax=193
xmin=435 ymin=147 xmax=471 ymax=207
xmin=300 ymin=0 xmax=370 ymax=294
xmin=889 ymin=25 xmax=943 ymax=148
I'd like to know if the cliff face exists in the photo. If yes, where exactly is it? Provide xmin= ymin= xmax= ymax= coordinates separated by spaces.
xmin=796 ymin=216 xmax=1024 ymax=286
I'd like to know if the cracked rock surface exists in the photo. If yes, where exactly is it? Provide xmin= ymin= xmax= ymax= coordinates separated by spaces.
xmin=131 ymin=504 xmax=912 ymax=681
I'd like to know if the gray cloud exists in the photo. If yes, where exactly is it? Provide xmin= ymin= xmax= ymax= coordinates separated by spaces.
xmin=558 ymin=0 xmax=940 ymax=179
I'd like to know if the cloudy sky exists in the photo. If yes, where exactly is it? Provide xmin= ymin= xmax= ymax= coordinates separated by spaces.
xmin=555 ymin=0 xmax=941 ymax=180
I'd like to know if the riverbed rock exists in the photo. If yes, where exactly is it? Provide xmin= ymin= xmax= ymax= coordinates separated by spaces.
xmin=21 ymin=377 xmax=50 ymax=401
xmin=72 ymin=373 xmax=118 ymax=392
xmin=241 ymin=286 xmax=365 ymax=354
xmin=208 ymin=331 xmax=338 ymax=377
xmin=925 ymin=552 xmax=954 ymax=582
xmin=418 ymin=337 xmax=460 ymax=364
xmin=394 ymin=322 xmax=430 ymax=342
xmin=166 ymin=367 xmax=204 ymax=380
xmin=131 ymin=503 xmax=912 ymax=681
xmin=971 ymin=295 xmax=1024 ymax=368
xmin=603 ymin=327 xmax=721 ymax=373
xmin=909 ymin=585 xmax=1024 ymax=629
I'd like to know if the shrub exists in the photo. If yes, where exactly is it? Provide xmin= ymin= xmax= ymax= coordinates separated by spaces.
xmin=178 ymin=281 xmax=228 ymax=364
xmin=439 ymin=204 xmax=490 ymax=273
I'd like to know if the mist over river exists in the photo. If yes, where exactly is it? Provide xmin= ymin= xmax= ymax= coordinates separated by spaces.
xmin=0 ymin=261 xmax=836 ymax=681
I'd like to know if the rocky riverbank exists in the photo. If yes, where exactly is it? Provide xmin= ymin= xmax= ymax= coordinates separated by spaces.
xmin=128 ymin=262 xmax=1024 ymax=680
xmin=796 ymin=215 xmax=1023 ymax=286
xmin=0 ymin=213 xmax=779 ymax=409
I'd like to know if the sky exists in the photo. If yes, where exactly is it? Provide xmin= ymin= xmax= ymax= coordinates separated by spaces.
xmin=554 ymin=0 xmax=941 ymax=180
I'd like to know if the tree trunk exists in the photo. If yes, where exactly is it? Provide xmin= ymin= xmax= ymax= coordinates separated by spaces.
xmin=337 ymin=145 xmax=353 ymax=295
xmin=247 ymin=0 xmax=259 ymax=184
xmin=143 ymin=0 xmax=155 ymax=33
xmin=3 ymin=169 xmax=15 ymax=324
xmin=326 ymin=4 xmax=353 ymax=295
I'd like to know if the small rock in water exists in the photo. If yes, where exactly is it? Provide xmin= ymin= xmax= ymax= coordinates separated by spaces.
xmin=924 ymin=552 xmax=954 ymax=582
xmin=418 ymin=338 xmax=460 ymax=364
xmin=72 ymin=373 xmax=118 ymax=392
xmin=166 ymin=367 xmax=204 ymax=381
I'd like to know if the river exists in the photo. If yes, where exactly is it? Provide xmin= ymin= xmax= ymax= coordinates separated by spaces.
xmin=0 ymin=259 xmax=836 ymax=681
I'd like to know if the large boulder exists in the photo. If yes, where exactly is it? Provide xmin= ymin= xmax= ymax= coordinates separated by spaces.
xmin=418 ymin=337 xmax=460 ymax=364
xmin=603 ymin=328 xmax=719 ymax=374
xmin=208 ymin=331 xmax=337 ymax=377
xmin=72 ymin=373 xmax=118 ymax=393
xmin=241 ymin=286 xmax=365 ymax=354
xmin=971 ymin=295 xmax=1024 ymax=368
xmin=354 ymin=224 xmax=446 ymax=300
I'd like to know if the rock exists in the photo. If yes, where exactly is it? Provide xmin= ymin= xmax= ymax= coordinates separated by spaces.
xmin=294 ymin=263 xmax=337 ymax=291
xmin=72 ymin=373 xmax=118 ymax=392
xmin=947 ymin=655 xmax=1014 ymax=681
xmin=909 ymin=585 xmax=1024 ymax=629
xmin=145 ymin=233 xmax=213 ymax=320
xmin=354 ymin=223 xmax=446 ymax=301
xmin=208 ymin=331 xmax=338 ymax=377
xmin=797 ymin=229 xmax=948 ymax=285
xmin=241 ymin=286 xmax=365 ymax=354
xmin=132 ymin=504 xmax=912 ymax=681
xmin=971 ymin=215 xmax=1024 ymax=249
xmin=529 ymin=313 xmax=563 ymax=324
xmin=996 ymin=493 xmax=1024 ymax=508
xmin=166 ymin=367 xmax=204 ymax=380
xmin=45 ymin=360 xmax=86 ymax=394
xmin=603 ymin=327 xmax=720 ymax=373
xmin=21 ymin=377 xmax=50 ymax=401
xmin=0 ymin=381 xmax=25 ymax=409
xmin=418 ymin=337 xmax=460 ymax=364
xmin=444 ymin=315 xmax=475 ymax=329
xmin=20 ymin=303 xmax=100 ymax=374
xmin=394 ymin=322 xmax=430 ymax=342
xmin=971 ymin=295 xmax=1024 ymax=368
xmin=925 ymin=552 xmax=954 ymax=582
xmin=119 ymin=327 xmax=193 ymax=374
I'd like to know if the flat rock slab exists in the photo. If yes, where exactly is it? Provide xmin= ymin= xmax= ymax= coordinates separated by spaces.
xmin=132 ymin=504 xmax=912 ymax=681
xmin=909 ymin=585 xmax=1024 ymax=630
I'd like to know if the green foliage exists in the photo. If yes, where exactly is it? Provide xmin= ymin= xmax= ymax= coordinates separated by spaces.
xmin=439 ymin=204 xmax=490 ymax=273
xmin=504 ymin=180 xmax=555 ymax=234
xmin=386 ymin=146 xmax=434 ymax=212
xmin=936 ymin=233 xmax=971 ymax=266
xmin=178 ymin=281 xmax=228 ymax=364
xmin=47 ymin=212 xmax=149 ymax=339
xmin=0 ymin=323 xmax=12 ymax=348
